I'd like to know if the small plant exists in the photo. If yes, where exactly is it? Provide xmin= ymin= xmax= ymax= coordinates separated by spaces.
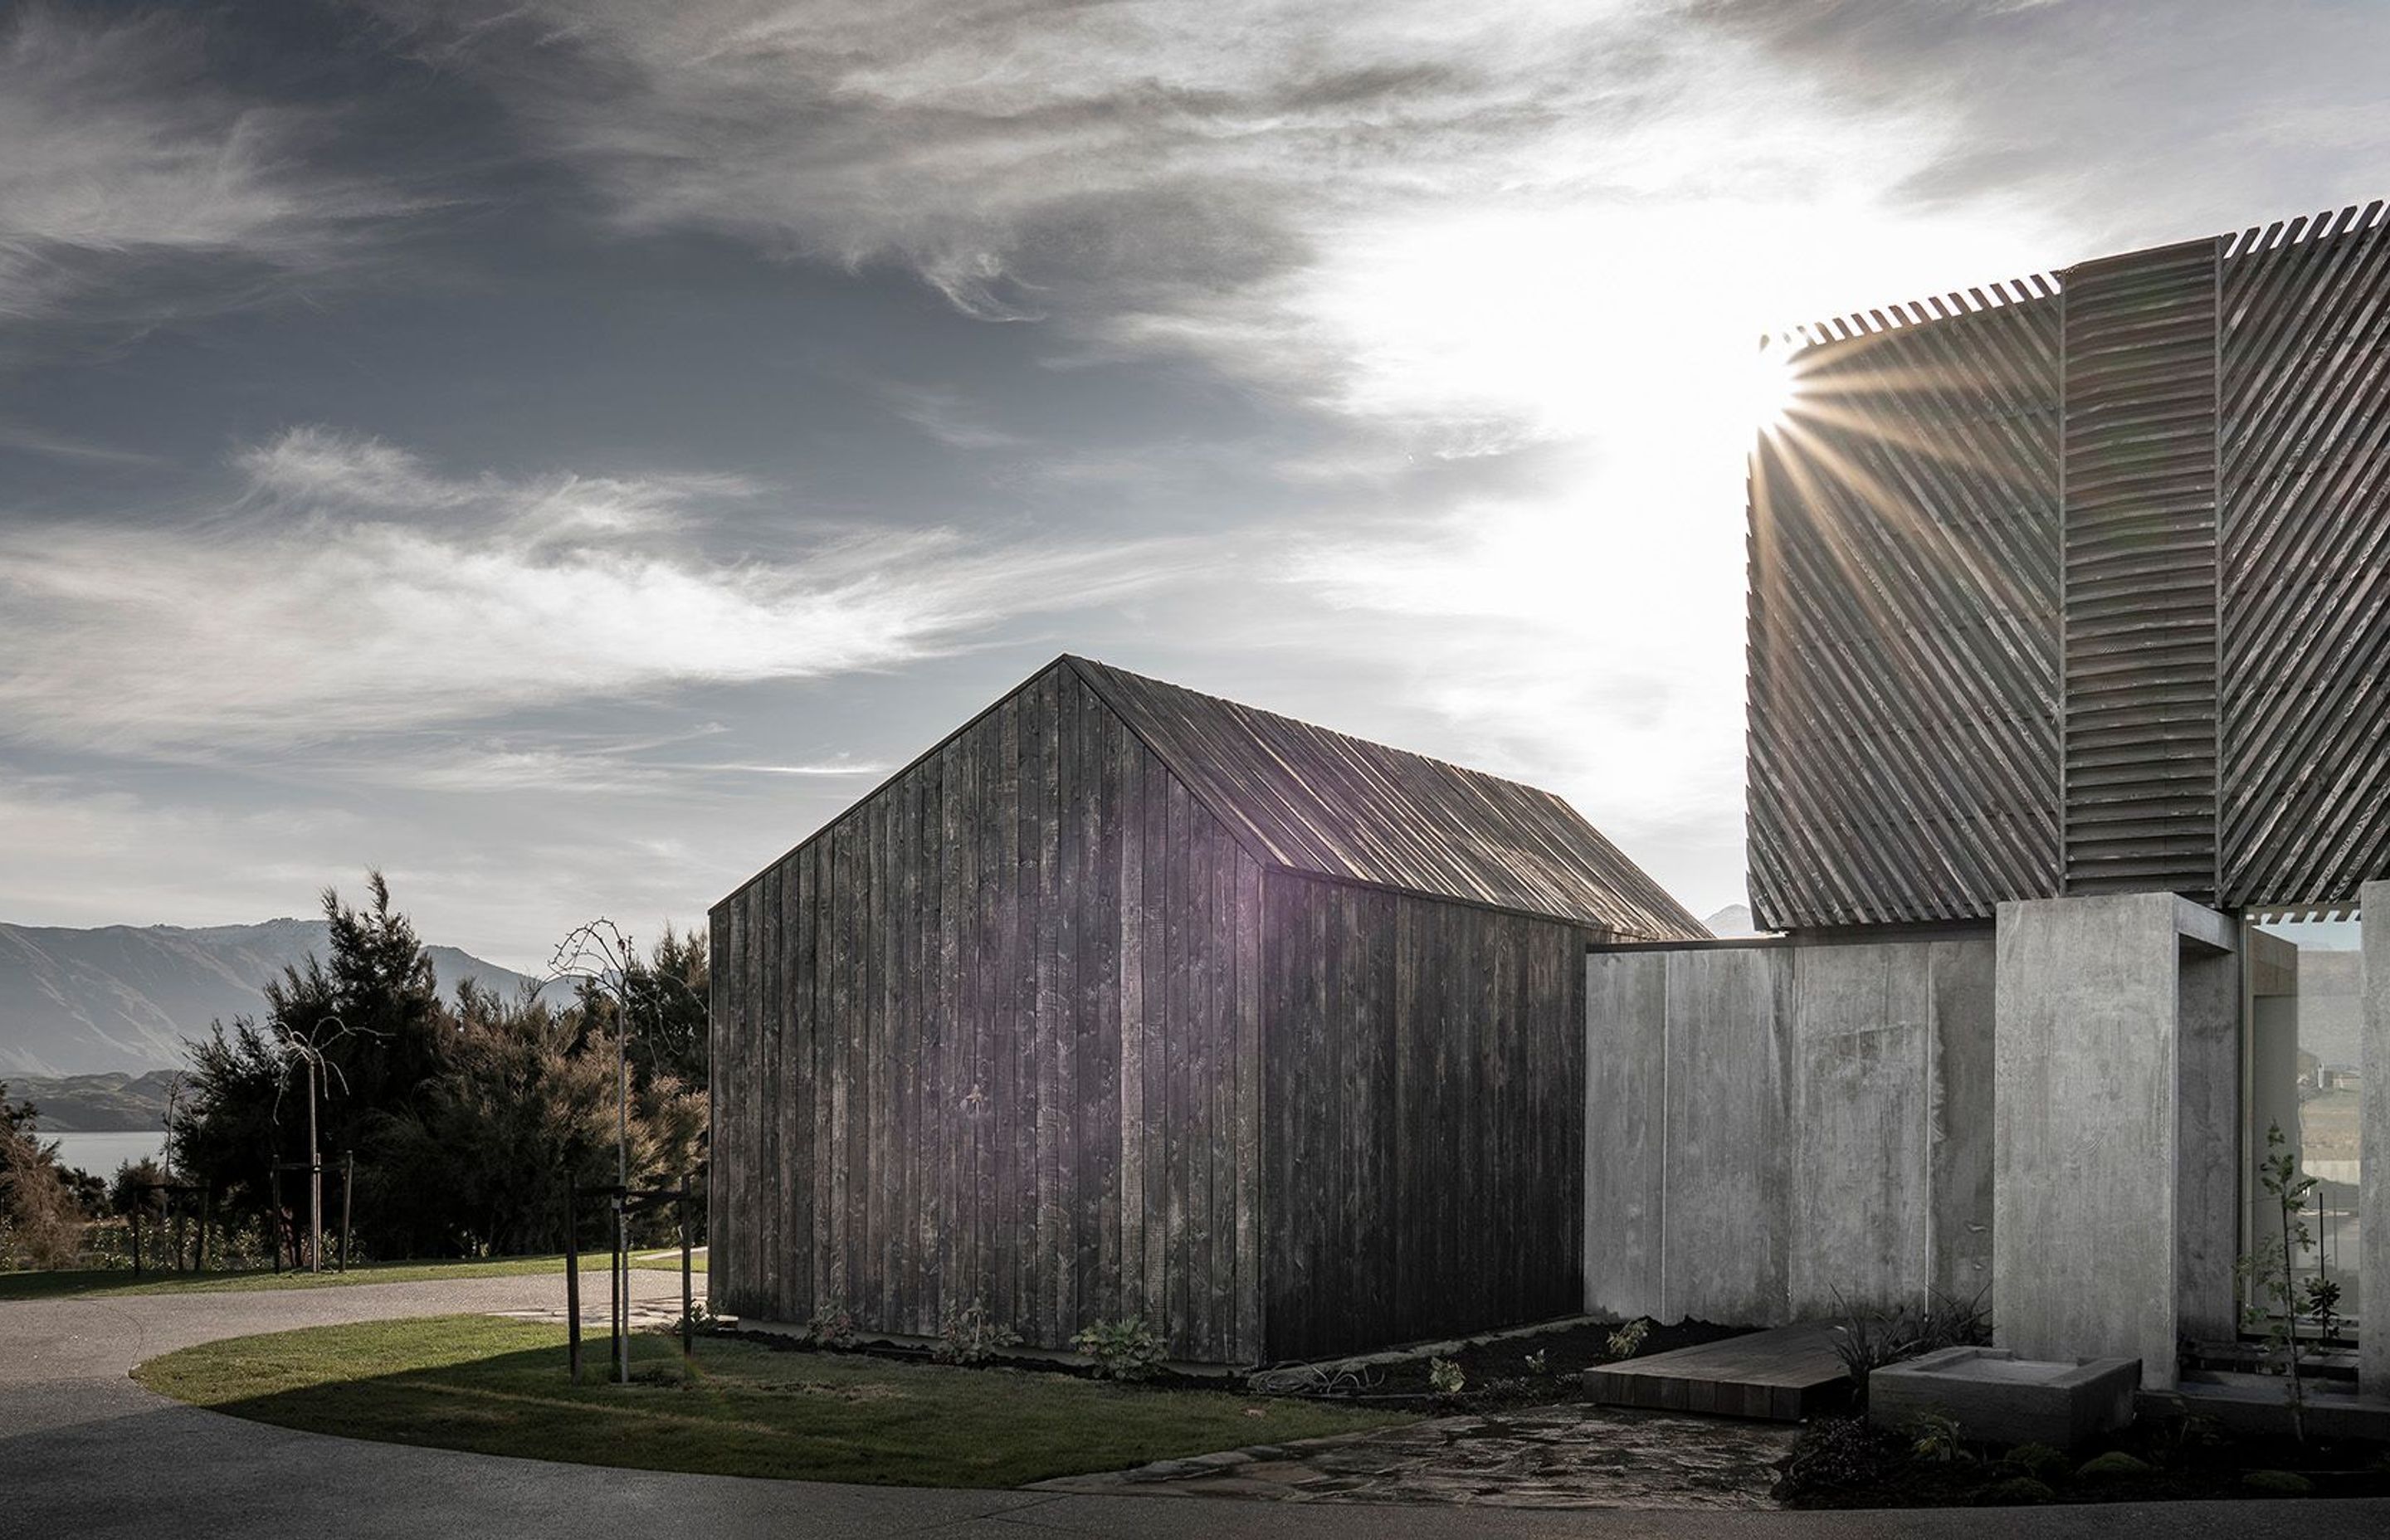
xmin=804 ymin=1296 xmax=859 ymax=1349
xmin=932 ymin=1299 xmax=1020 ymax=1366
xmin=1605 ymin=1318 xmax=1651 ymax=1359
xmin=2234 ymin=1121 xmax=2315 ymax=1442
xmin=1773 ymin=1415 xmax=1895 ymax=1499
xmin=1072 ymin=1318 xmax=1167 ymax=1382
xmin=1427 ymin=1357 xmax=1466 ymax=1396
xmin=677 ymin=1301 xmax=722 ymax=1334
xmin=2002 ymin=1442 xmax=2070 ymax=1483
xmin=2303 ymin=1273 xmax=2344 ymax=1348
xmin=1914 ymin=1285 xmax=1992 ymax=1352
xmin=1905 ymin=1408 xmax=1968 ymax=1464
xmin=1522 ymin=1348 xmax=1550 ymax=1377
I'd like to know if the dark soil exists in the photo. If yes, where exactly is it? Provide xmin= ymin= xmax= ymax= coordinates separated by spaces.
xmin=1272 ymin=1318 xmax=1753 ymax=1411
xmin=1780 ymin=1411 xmax=2390 ymax=1508
xmin=719 ymin=1316 xmax=1753 ymax=1412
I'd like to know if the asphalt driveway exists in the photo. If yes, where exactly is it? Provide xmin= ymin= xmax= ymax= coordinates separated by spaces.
xmin=4 ymin=1274 xmax=2384 ymax=1538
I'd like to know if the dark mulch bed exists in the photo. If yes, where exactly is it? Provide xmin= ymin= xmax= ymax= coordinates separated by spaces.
xmin=1780 ymin=1410 xmax=2390 ymax=1508
xmin=1263 ymin=1318 xmax=1752 ymax=1411
xmin=717 ymin=1316 xmax=1751 ymax=1412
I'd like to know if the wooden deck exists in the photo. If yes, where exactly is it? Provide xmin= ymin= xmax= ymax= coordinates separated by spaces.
xmin=1585 ymin=1323 xmax=1851 ymax=1421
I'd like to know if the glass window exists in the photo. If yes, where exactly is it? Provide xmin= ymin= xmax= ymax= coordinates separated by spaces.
xmin=2242 ymin=913 xmax=2363 ymax=1346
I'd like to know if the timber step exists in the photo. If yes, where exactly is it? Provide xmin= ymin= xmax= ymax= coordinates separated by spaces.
xmin=1584 ymin=1322 xmax=1851 ymax=1421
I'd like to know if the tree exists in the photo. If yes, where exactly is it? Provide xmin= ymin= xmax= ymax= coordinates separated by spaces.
xmin=1 ymin=1082 xmax=83 ymax=1269
xmin=170 ymin=872 xmax=456 ymax=1255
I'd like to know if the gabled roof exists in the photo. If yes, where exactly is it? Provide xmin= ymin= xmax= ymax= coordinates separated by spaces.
xmin=1066 ymin=656 xmax=1706 ymax=942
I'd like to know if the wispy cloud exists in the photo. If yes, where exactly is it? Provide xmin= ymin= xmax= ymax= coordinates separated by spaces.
xmin=0 ymin=7 xmax=412 ymax=336
xmin=0 ymin=426 xmax=1197 ymax=755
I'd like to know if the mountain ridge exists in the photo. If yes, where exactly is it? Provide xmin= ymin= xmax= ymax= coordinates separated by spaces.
xmin=0 ymin=919 xmax=544 ymax=1077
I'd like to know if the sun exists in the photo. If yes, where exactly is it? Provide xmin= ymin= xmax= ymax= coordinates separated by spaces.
xmin=1748 ymin=339 xmax=1798 ymax=431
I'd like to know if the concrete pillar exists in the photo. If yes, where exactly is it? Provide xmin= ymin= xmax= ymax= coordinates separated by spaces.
xmin=1994 ymin=893 xmax=2238 ymax=1389
xmin=2363 ymin=880 xmax=2389 ymax=1395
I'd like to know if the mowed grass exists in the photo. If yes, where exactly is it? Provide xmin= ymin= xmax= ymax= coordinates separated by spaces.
xmin=136 ymin=1316 xmax=1411 ymax=1488
xmin=0 ymin=1250 xmax=703 ymax=1302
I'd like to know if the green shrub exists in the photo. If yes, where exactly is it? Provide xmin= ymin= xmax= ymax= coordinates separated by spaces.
xmin=1905 ymin=1409 xmax=1968 ymax=1464
xmin=1605 ymin=1318 xmax=1651 ymax=1359
xmin=2243 ymin=1469 xmax=2314 ymax=1496
xmin=805 ymin=1298 xmax=859 ymax=1348
xmin=1982 ymin=1475 xmax=2054 ymax=1505
xmin=1427 ymin=1357 xmax=1465 ymax=1395
xmin=1071 ymin=1318 xmax=1167 ymax=1382
xmin=1776 ymin=1416 xmax=1896 ymax=1498
xmin=932 ymin=1300 xmax=1020 ymax=1366
xmin=2002 ymin=1442 xmax=2070 ymax=1482
xmin=2074 ymin=1450 xmax=2153 ymax=1481
xmin=1522 ymin=1348 xmax=1550 ymax=1377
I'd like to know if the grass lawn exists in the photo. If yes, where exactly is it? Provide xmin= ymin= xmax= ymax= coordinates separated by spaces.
xmin=136 ymin=1316 xmax=1412 ymax=1488
xmin=0 ymin=1249 xmax=704 ymax=1302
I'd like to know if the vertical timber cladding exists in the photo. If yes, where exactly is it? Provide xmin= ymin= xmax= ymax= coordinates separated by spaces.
xmin=2059 ymin=239 xmax=2223 ymax=898
xmin=2219 ymin=207 xmax=2390 ymax=907
xmin=707 ymin=661 xmax=1267 ymax=1362
xmin=1745 ymin=292 xmax=2065 ymax=930
xmin=1261 ymin=872 xmax=1587 ymax=1360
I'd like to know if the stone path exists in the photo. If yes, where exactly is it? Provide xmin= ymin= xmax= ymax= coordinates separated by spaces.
xmin=1036 ymin=1401 xmax=1797 ymax=1508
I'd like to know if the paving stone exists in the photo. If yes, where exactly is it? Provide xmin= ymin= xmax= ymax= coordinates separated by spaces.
xmin=1030 ymin=1401 xmax=1797 ymax=1508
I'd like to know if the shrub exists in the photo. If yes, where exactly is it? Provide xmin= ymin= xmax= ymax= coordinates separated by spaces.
xmin=1522 ymin=1348 xmax=1551 ymax=1377
xmin=2243 ymin=1469 xmax=2314 ymax=1496
xmin=805 ymin=1298 xmax=859 ymax=1348
xmin=1905 ymin=1409 xmax=1968 ymax=1464
xmin=2074 ymin=1450 xmax=2153 ymax=1481
xmin=1605 ymin=1318 xmax=1651 ymax=1359
xmin=1427 ymin=1357 xmax=1466 ymax=1396
xmin=1982 ymin=1475 xmax=2054 ymax=1505
xmin=932 ymin=1300 xmax=1020 ymax=1366
xmin=1776 ymin=1415 xmax=1896 ymax=1499
xmin=2002 ymin=1442 xmax=2069 ymax=1483
xmin=1072 ymin=1318 xmax=1166 ymax=1382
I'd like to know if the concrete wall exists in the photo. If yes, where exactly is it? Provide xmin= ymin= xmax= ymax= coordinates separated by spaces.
xmin=2365 ymin=880 xmax=2388 ymax=1394
xmin=1992 ymin=894 xmax=2237 ymax=1390
xmin=1585 ymin=934 xmax=1993 ymax=1326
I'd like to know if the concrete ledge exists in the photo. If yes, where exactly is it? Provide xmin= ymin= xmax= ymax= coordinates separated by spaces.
xmin=1869 ymin=1347 xmax=2139 ymax=1448
xmin=2155 ymin=1373 xmax=2390 ymax=1443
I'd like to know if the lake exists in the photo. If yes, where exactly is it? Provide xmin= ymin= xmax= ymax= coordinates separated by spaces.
xmin=44 ymin=1129 xmax=169 ymax=1176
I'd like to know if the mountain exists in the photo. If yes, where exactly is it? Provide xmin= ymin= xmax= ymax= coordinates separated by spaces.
xmin=1702 ymin=903 xmax=1760 ymax=937
xmin=0 ymin=919 xmax=544 ymax=1078
xmin=4 ymin=1070 xmax=183 ymax=1133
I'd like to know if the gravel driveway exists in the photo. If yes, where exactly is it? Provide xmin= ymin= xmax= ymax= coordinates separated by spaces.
xmin=5 ymin=1274 xmax=2385 ymax=1539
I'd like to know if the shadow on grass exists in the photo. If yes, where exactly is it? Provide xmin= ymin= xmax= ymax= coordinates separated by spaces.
xmin=137 ymin=1318 xmax=1409 ymax=1489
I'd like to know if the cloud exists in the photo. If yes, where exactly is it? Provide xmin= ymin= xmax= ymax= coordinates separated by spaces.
xmin=0 ymin=6 xmax=411 ymax=334
xmin=0 ymin=427 xmax=1197 ymax=755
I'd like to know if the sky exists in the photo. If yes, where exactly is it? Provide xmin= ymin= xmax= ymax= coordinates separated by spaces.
xmin=2 ymin=0 xmax=2387 ymax=971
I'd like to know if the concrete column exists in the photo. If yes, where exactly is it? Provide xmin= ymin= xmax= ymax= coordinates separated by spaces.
xmin=1994 ymin=893 xmax=2237 ymax=1389
xmin=2363 ymin=881 xmax=2389 ymax=1395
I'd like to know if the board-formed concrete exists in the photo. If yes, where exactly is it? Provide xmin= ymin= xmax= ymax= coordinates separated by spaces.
xmin=1586 ymin=933 xmax=1993 ymax=1327
xmin=1992 ymin=894 xmax=2238 ymax=1390
xmin=2365 ymin=880 xmax=2388 ymax=1396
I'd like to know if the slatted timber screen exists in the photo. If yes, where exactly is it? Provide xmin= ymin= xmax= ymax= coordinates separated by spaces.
xmin=710 ymin=661 xmax=1266 ymax=1362
xmin=1261 ymin=875 xmax=1586 ymax=1359
xmin=2219 ymin=205 xmax=2390 ymax=907
xmin=2059 ymin=239 xmax=2222 ymax=899
xmin=1746 ymin=292 xmax=2064 ymax=930
xmin=1750 ymin=202 xmax=2390 ymax=922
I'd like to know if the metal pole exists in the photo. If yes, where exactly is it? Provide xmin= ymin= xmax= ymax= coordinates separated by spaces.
xmin=609 ymin=1187 xmax=623 ymax=1385
xmin=617 ymin=983 xmax=630 ymax=1386
xmin=680 ymin=1172 xmax=694 ymax=1360
xmin=566 ymin=1177 xmax=582 ymax=1384
xmin=339 ymin=1150 xmax=354 ymax=1272
xmin=307 ymin=1057 xmax=323 ymax=1274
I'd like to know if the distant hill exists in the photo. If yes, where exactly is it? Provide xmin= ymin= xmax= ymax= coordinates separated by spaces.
xmin=5 ymin=1070 xmax=183 ymax=1133
xmin=1702 ymin=903 xmax=1760 ymax=937
xmin=0 ymin=919 xmax=543 ymax=1078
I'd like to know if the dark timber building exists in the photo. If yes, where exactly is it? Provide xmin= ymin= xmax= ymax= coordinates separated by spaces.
xmin=710 ymin=655 xmax=1702 ymax=1362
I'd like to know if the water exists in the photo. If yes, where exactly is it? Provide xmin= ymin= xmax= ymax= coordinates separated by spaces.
xmin=43 ymin=1129 xmax=168 ymax=1177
